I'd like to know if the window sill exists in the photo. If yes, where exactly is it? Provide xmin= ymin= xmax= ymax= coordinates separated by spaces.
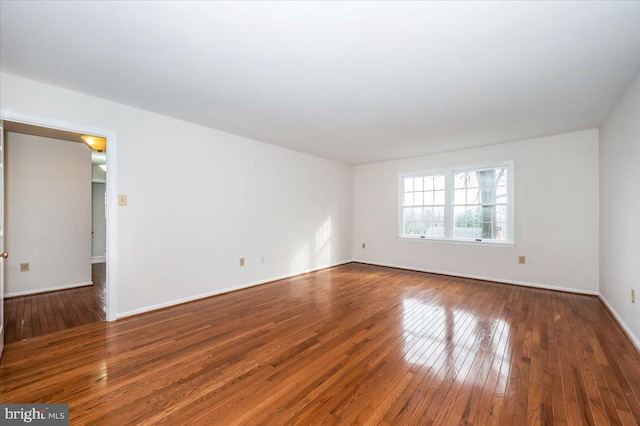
xmin=397 ymin=236 xmax=515 ymax=248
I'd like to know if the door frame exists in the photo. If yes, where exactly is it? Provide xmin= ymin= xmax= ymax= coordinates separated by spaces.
xmin=0 ymin=110 xmax=117 ymax=321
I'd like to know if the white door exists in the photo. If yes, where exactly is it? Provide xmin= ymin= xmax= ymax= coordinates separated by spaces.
xmin=0 ymin=119 xmax=5 ymax=359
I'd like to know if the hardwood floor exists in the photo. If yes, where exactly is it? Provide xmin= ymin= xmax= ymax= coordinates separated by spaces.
xmin=1 ymin=263 xmax=639 ymax=425
xmin=3 ymin=263 xmax=106 ymax=343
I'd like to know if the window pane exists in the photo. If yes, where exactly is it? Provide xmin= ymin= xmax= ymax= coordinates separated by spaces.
xmin=421 ymin=207 xmax=431 ymax=221
xmin=414 ymin=177 xmax=423 ymax=191
xmin=454 ymin=206 xmax=481 ymax=238
xmin=412 ymin=207 xmax=423 ymax=221
xmin=479 ymin=204 xmax=496 ymax=239
xmin=466 ymin=188 xmax=479 ymax=204
xmin=466 ymin=172 xmax=478 ymax=188
xmin=455 ymin=224 xmax=481 ymax=239
xmin=414 ymin=192 xmax=424 ymax=206
xmin=404 ymin=177 xmax=413 ymax=192
xmin=496 ymin=205 xmax=507 ymax=223
xmin=454 ymin=206 xmax=467 ymax=225
xmin=425 ymin=223 xmax=444 ymax=237
xmin=403 ymin=208 xmax=411 ymax=222
xmin=428 ymin=223 xmax=444 ymax=237
xmin=434 ymin=206 xmax=444 ymax=221
xmin=424 ymin=225 xmax=435 ymax=237
xmin=479 ymin=205 xmax=494 ymax=221
xmin=476 ymin=170 xmax=494 ymax=190
xmin=404 ymin=193 xmax=413 ymax=206
xmin=424 ymin=191 xmax=434 ymax=205
xmin=424 ymin=176 xmax=434 ymax=191
xmin=434 ymin=190 xmax=445 ymax=205
xmin=496 ymin=169 xmax=507 ymax=186
xmin=454 ymin=173 xmax=466 ymax=189
xmin=454 ymin=189 xmax=465 ymax=204
xmin=405 ymin=221 xmax=415 ymax=235
xmin=434 ymin=175 xmax=445 ymax=190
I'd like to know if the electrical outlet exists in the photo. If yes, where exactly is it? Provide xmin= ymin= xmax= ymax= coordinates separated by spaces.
xmin=362 ymin=243 xmax=366 ymax=249
xmin=518 ymin=256 xmax=526 ymax=264
xmin=239 ymin=257 xmax=245 ymax=267
xmin=118 ymin=194 xmax=128 ymax=206
xmin=20 ymin=262 xmax=29 ymax=272
xmin=632 ymin=289 xmax=636 ymax=304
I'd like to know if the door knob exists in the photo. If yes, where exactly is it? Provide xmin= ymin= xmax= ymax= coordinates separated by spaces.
xmin=1 ymin=252 xmax=7 ymax=259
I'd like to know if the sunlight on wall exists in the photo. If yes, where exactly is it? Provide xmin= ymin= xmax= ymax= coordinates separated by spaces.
xmin=402 ymin=298 xmax=511 ymax=383
xmin=315 ymin=217 xmax=332 ymax=267
xmin=290 ymin=243 xmax=310 ymax=274
xmin=289 ymin=217 xmax=333 ymax=276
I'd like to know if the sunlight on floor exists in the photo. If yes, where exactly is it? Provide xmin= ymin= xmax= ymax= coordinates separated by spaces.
xmin=402 ymin=297 xmax=511 ymax=382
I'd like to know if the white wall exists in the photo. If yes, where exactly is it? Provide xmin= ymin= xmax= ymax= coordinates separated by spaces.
xmin=5 ymin=132 xmax=92 ymax=296
xmin=92 ymin=182 xmax=106 ymax=261
xmin=0 ymin=73 xmax=353 ymax=316
xmin=600 ymin=70 xmax=640 ymax=346
xmin=353 ymin=129 xmax=599 ymax=293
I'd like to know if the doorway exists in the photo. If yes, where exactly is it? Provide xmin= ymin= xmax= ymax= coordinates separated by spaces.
xmin=0 ymin=115 xmax=115 ymax=348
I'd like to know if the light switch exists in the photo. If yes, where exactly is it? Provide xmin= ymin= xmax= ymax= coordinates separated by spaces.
xmin=118 ymin=194 xmax=128 ymax=206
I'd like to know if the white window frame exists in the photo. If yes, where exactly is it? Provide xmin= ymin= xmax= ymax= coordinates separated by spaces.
xmin=398 ymin=161 xmax=514 ymax=247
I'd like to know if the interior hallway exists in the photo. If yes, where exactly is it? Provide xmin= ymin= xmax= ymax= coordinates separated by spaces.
xmin=2 ymin=263 xmax=106 ymax=343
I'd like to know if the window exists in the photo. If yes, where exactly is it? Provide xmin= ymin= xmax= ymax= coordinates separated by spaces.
xmin=402 ymin=174 xmax=445 ymax=238
xmin=399 ymin=162 xmax=513 ymax=244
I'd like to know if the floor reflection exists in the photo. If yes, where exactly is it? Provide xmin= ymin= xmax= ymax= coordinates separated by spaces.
xmin=402 ymin=297 xmax=511 ymax=382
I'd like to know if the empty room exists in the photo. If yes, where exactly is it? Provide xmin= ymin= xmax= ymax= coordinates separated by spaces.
xmin=1 ymin=1 xmax=639 ymax=425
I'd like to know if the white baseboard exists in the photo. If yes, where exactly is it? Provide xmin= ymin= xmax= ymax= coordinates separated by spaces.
xmin=5 ymin=281 xmax=93 ymax=298
xmin=114 ymin=259 xmax=639 ymax=354
xmin=353 ymin=259 xmax=599 ymax=296
xmin=91 ymin=256 xmax=106 ymax=264
xmin=598 ymin=294 xmax=640 ymax=353
xmin=116 ymin=260 xmax=353 ymax=319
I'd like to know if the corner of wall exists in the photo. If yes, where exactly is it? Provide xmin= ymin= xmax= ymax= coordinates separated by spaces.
xmin=598 ymin=67 xmax=640 ymax=352
xmin=598 ymin=294 xmax=640 ymax=352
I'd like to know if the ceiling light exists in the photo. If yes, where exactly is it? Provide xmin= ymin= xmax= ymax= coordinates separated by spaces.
xmin=81 ymin=135 xmax=106 ymax=152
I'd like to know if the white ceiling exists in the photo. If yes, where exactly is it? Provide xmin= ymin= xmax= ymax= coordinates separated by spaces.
xmin=2 ymin=1 xmax=640 ymax=165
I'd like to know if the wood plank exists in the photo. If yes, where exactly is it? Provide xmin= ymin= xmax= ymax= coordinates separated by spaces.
xmin=3 ymin=263 xmax=106 ymax=343
xmin=1 ymin=263 xmax=639 ymax=425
